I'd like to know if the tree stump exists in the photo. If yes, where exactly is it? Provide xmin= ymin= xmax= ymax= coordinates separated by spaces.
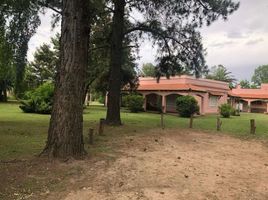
xmin=88 ymin=128 xmax=94 ymax=145
xmin=217 ymin=117 xmax=222 ymax=131
xmin=250 ymin=119 xmax=256 ymax=134
xmin=99 ymin=118 xmax=105 ymax=135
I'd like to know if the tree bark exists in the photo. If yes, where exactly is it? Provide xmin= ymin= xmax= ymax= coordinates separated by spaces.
xmin=3 ymin=88 xmax=7 ymax=102
xmin=0 ymin=81 xmax=8 ymax=102
xmin=41 ymin=0 xmax=90 ymax=158
xmin=106 ymin=0 xmax=125 ymax=125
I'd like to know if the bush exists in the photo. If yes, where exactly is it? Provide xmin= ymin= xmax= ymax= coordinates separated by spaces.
xmin=122 ymin=94 xmax=144 ymax=113
xmin=219 ymin=103 xmax=232 ymax=118
xmin=176 ymin=95 xmax=199 ymax=117
xmin=19 ymin=82 xmax=54 ymax=114
xmin=230 ymin=107 xmax=236 ymax=116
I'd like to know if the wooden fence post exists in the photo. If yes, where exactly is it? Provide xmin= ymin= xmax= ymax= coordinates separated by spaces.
xmin=189 ymin=115 xmax=193 ymax=128
xmin=99 ymin=118 xmax=105 ymax=135
xmin=88 ymin=128 xmax=94 ymax=145
xmin=217 ymin=117 xmax=222 ymax=131
xmin=161 ymin=106 xmax=165 ymax=129
xmin=250 ymin=119 xmax=256 ymax=134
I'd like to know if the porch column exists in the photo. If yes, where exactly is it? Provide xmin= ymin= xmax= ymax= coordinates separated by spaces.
xmin=248 ymin=101 xmax=251 ymax=113
xmin=84 ymin=92 xmax=89 ymax=105
xmin=162 ymin=95 xmax=166 ymax=113
xmin=104 ymin=92 xmax=108 ymax=107
xmin=200 ymin=96 xmax=205 ymax=115
xmin=203 ymin=93 xmax=209 ymax=114
xmin=89 ymin=93 xmax=93 ymax=102
xmin=143 ymin=94 xmax=147 ymax=111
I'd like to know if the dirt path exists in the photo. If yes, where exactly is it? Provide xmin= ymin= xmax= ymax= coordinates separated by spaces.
xmin=58 ymin=130 xmax=268 ymax=200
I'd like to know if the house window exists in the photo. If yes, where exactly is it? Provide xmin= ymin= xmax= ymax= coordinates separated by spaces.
xmin=209 ymin=95 xmax=218 ymax=107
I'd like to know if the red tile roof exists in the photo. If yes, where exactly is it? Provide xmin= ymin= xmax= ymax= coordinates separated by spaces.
xmin=229 ymin=85 xmax=268 ymax=99
xmin=138 ymin=83 xmax=206 ymax=92
xmin=136 ymin=76 xmax=229 ymax=94
xmin=229 ymin=91 xmax=268 ymax=99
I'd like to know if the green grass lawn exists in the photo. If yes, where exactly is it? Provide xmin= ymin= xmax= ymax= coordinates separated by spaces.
xmin=0 ymin=102 xmax=268 ymax=160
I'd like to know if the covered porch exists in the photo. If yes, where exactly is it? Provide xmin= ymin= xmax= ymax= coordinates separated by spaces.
xmin=230 ymin=97 xmax=268 ymax=113
xmin=140 ymin=91 xmax=206 ymax=115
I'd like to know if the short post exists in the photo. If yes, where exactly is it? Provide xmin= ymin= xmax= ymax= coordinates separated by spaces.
xmin=217 ymin=117 xmax=222 ymax=131
xmin=189 ymin=115 xmax=193 ymax=128
xmin=250 ymin=119 xmax=256 ymax=134
xmin=88 ymin=128 xmax=94 ymax=145
xmin=161 ymin=106 xmax=165 ymax=129
xmin=99 ymin=118 xmax=105 ymax=135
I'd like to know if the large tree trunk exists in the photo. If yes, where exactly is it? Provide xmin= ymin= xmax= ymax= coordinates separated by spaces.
xmin=0 ymin=81 xmax=8 ymax=102
xmin=41 ymin=0 xmax=90 ymax=158
xmin=106 ymin=0 xmax=125 ymax=125
xmin=3 ymin=87 xmax=7 ymax=102
xmin=14 ymin=55 xmax=27 ymax=98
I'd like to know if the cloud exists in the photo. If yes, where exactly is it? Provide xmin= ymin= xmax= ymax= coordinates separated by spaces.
xmin=246 ymin=38 xmax=264 ymax=45
xmin=27 ymin=0 xmax=268 ymax=81
xmin=226 ymin=31 xmax=248 ymax=39
xmin=200 ymin=0 xmax=268 ymax=80
xmin=209 ymin=40 xmax=236 ymax=48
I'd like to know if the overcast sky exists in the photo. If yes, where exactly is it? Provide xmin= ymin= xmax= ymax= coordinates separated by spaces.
xmin=27 ymin=0 xmax=268 ymax=81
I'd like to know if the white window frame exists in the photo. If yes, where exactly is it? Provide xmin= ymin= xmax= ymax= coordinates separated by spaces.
xmin=209 ymin=95 xmax=219 ymax=107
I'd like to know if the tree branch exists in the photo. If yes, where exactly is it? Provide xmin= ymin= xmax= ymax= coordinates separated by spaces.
xmin=124 ymin=25 xmax=190 ymax=55
xmin=38 ymin=1 xmax=62 ymax=14
xmin=196 ymin=0 xmax=211 ymax=11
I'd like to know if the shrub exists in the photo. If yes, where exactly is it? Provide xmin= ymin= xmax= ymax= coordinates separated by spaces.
xmin=230 ymin=107 xmax=236 ymax=116
xmin=19 ymin=82 xmax=54 ymax=114
xmin=176 ymin=95 xmax=199 ymax=117
xmin=121 ymin=94 xmax=128 ymax=107
xmin=122 ymin=94 xmax=144 ymax=113
xmin=219 ymin=103 xmax=232 ymax=118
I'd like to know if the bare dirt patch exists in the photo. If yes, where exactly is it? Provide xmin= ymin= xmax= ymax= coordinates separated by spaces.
xmin=63 ymin=130 xmax=268 ymax=200
xmin=2 ymin=129 xmax=268 ymax=200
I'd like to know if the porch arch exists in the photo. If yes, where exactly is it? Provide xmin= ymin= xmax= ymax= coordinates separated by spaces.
xmin=250 ymin=100 xmax=267 ymax=113
xmin=165 ymin=93 xmax=182 ymax=113
xmin=145 ymin=93 xmax=162 ymax=112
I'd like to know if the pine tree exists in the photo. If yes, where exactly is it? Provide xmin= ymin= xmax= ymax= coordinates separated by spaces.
xmin=106 ymin=0 xmax=240 ymax=125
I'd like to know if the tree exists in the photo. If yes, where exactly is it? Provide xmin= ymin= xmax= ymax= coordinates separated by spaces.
xmin=25 ymin=35 xmax=59 ymax=89
xmin=238 ymin=79 xmax=258 ymax=89
xmin=0 ymin=0 xmax=41 ymax=97
xmin=206 ymin=65 xmax=236 ymax=87
xmin=141 ymin=63 xmax=156 ymax=77
xmin=0 ymin=25 xmax=14 ymax=102
xmin=239 ymin=79 xmax=251 ymax=89
xmin=106 ymin=0 xmax=239 ymax=125
xmin=41 ymin=0 xmax=92 ymax=158
xmin=252 ymin=65 xmax=268 ymax=86
xmin=87 ymin=12 xmax=138 ymax=100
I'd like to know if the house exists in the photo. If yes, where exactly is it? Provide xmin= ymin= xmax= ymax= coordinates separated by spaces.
xmin=229 ymin=84 xmax=268 ymax=113
xmin=136 ymin=75 xmax=230 ymax=114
